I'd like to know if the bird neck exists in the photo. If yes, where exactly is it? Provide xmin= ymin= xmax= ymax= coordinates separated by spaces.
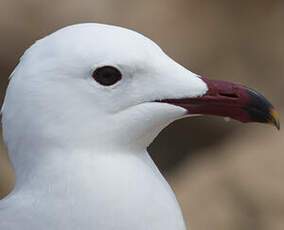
xmin=3 ymin=145 xmax=187 ymax=230
xmin=10 ymin=146 xmax=154 ymax=197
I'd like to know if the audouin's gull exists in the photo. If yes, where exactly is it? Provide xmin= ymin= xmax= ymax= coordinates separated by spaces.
xmin=0 ymin=23 xmax=279 ymax=229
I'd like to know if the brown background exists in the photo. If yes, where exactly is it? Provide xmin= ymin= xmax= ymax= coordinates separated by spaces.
xmin=0 ymin=0 xmax=283 ymax=229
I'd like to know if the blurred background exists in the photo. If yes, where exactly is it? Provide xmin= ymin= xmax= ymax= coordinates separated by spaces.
xmin=0 ymin=0 xmax=283 ymax=229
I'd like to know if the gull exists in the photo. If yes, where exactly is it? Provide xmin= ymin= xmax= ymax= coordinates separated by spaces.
xmin=0 ymin=23 xmax=279 ymax=230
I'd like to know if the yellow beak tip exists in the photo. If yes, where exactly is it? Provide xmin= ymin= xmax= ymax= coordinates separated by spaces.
xmin=269 ymin=109 xmax=280 ymax=130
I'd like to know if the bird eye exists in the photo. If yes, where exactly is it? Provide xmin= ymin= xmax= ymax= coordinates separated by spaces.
xmin=92 ymin=66 xmax=122 ymax=86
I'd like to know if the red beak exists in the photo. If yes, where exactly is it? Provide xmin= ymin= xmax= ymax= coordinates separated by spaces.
xmin=158 ymin=76 xmax=280 ymax=129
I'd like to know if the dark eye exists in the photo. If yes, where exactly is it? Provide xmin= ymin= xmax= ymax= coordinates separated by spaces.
xmin=92 ymin=66 xmax=122 ymax=86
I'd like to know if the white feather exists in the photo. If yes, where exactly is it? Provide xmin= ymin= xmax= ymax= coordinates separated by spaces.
xmin=0 ymin=23 xmax=208 ymax=230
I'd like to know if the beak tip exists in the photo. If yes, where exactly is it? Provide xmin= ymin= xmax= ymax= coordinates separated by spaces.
xmin=269 ymin=108 xmax=280 ymax=130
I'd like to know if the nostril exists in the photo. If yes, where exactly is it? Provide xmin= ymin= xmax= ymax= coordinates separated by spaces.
xmin=219 ymin=92 xmax=239 ymax=98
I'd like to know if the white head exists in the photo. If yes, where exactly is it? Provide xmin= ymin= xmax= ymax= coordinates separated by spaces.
xmin=2 ymin=24 xmax=279 ymax=190
xmin=2 ymin=23 xmax=207 ymax=158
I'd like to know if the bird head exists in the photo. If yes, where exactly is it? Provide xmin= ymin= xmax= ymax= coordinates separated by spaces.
xmin=2 ymin=23 xmax=279 ymax=153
